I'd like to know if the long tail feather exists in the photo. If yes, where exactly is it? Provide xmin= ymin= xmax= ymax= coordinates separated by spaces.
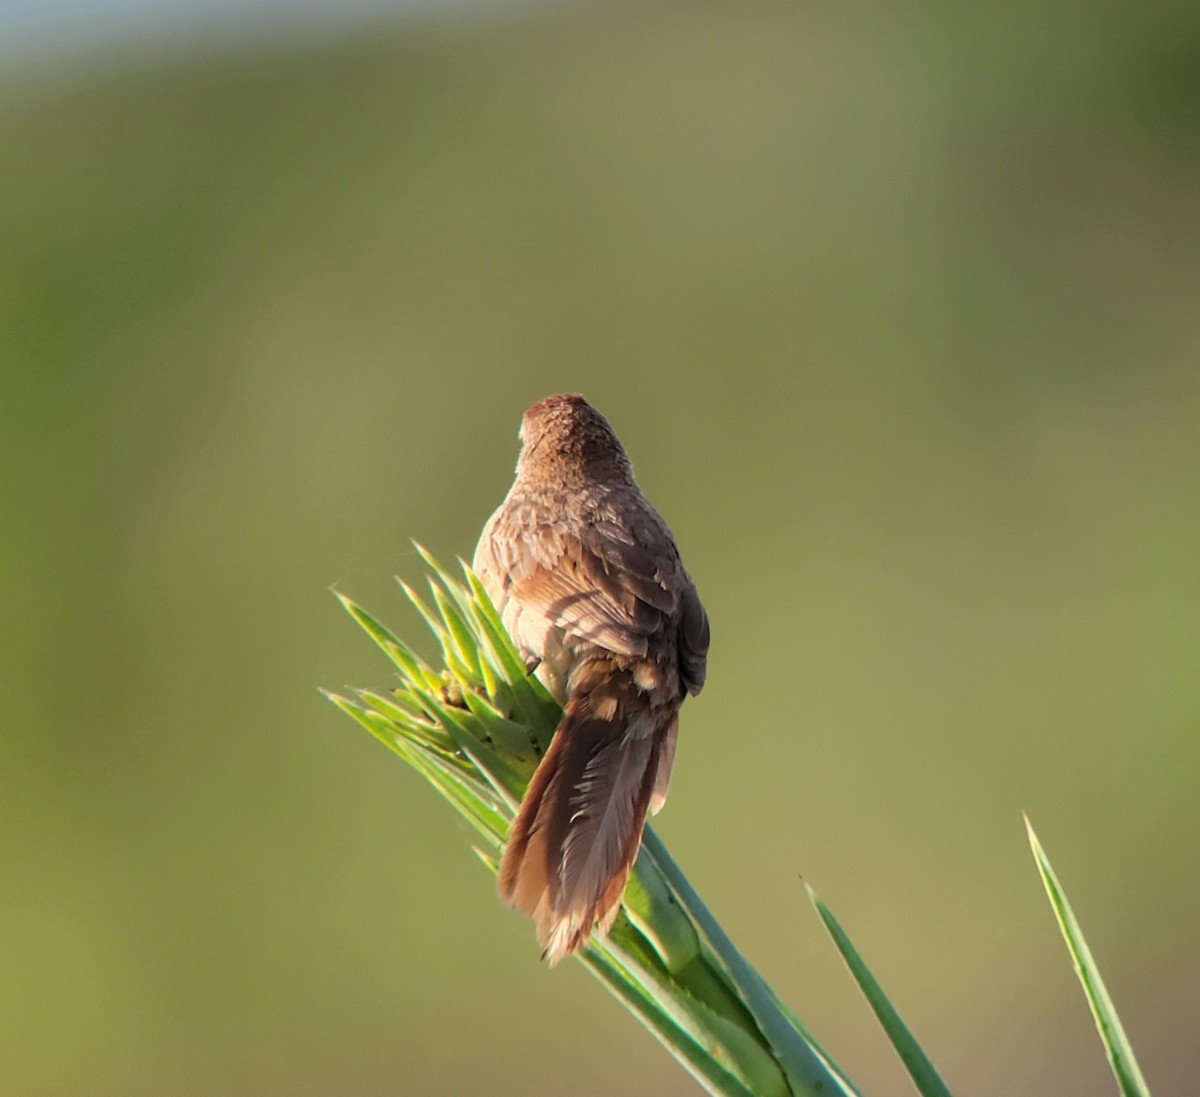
xmin=498 ymin=662 xmax=668 ymax=964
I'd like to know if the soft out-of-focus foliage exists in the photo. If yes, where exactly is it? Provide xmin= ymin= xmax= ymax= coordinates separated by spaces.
xmin=2 ymin=2 xmax=1197 ymax=1096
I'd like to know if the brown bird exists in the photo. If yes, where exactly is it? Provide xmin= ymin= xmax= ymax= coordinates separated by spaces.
xmin=473 ymin=394 xmax=709 ymax=963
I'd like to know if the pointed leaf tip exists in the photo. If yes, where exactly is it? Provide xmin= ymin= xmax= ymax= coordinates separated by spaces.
xmin=1027 ymin=821 xmax=1152 ymax=1097
xmin=810 ymin=893 xmax=954 ymax=1097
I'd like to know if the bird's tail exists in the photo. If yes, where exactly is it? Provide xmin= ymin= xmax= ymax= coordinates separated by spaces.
xmin=497 ymin=660 xmax=673 ymax=964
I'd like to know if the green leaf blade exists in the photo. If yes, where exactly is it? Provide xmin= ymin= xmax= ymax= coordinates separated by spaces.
xmin=580 ymin=945 xmax=770 ymax=1097
xmin=805 ymin=884 xmax=953 ymax=1097
xmin=1025 ymin=816 xmax=1152 ymax=1097
xmin=641 ymin=829 xmax=862 ymax=1097
xmin=335 ymin=592 xmax=433 ymax=684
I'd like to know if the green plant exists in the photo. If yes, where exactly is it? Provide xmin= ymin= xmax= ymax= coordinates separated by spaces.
xmin=326 ymin=548 xmax=1152 ymax=1097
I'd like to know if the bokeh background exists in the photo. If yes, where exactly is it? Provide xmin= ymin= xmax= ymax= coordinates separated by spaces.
xmin=4 ymin=0 xmax=1198 ymax=1094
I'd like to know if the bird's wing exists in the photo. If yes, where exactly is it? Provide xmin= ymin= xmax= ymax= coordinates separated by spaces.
xmin=677 ymin=579 xmax=709 ymax=695
xmin=486 ymin=495 xmax=683 ymax=660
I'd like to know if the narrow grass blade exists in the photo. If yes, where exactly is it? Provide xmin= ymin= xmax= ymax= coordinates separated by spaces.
xmin=1025 ymin=816 xmax=1152 ymax=1097
xmin=459 ymin=683 xmax=538 ymax=761
xmin=601 ymin=932 xmax=792 ymax=1097
xmin=334 ymin=591 xmax=437 ymax=687
xmin=325 ymin=692 xmax=506 ymax=842
xmin=461 ymin=567 xmax=528 ymax=683
xmin=805 ymin=884 xmax=953 ymax=1097
xmin=580 ymin=946 xmax=770 ymax=1097
xmin=467 ymin=819 xmax=782 ymax=1097
xmin=461 ymin=566 xmax=560 ymax=743
xmin=431 ymin=582 xmax=486 ymax=685
xmin=641 ymin=829 xmax=861 ymax=1097
xmin=356 ymin=690 xmax=455 ymax=751
xmin=396 ymin=577 xmax=476 ymax=684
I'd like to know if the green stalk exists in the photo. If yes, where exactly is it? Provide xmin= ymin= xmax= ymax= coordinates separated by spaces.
xmin=327 ymin=548 xmax=858 ymax=1096
xmin=327 ymin=547 xmax=1155 ymax=1097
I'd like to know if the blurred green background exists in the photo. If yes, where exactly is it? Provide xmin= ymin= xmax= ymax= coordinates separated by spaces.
xmin=3 ymin=1 xmax=1198 ymax=1094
